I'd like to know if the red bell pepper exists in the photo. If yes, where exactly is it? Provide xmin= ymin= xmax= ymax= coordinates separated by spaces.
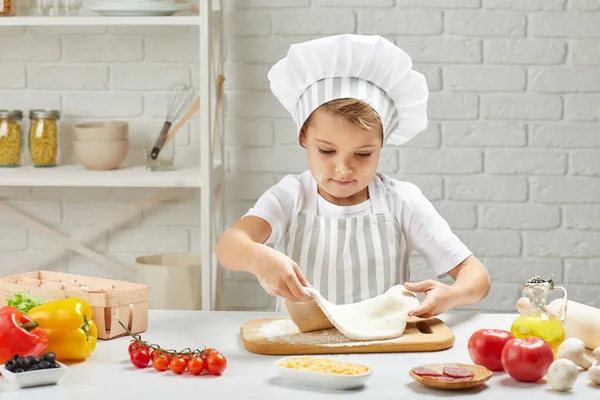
xmin=0 ymin=306 xmax=49 ymax=365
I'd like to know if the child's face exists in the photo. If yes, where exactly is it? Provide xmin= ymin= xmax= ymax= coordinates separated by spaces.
xmin=300 ymin=108 xmax=382 ymax=205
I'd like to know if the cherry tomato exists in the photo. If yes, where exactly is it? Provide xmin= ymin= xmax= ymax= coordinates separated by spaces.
xmin=467 ymin=329 xmax=515 ymax=371
xmin=130 ymin=349 xmax=151 ymax=369
xmin=187 ymin=356 xmax=205 ymax=376
xmin=170 ymin=356 xmax=187 ymax=375
xmin=152 ymin=356 xmax=169 ymax=372
xmin=205 ymin=352 xmax=227 ymax=376
xmin=181 ymin=354 xmax=191 ymax=363
xmin=200 ymin=348 xmax=218 ymax=360
xmin=150 ymin=349 xmax=162 ymax=360
xmin=501 ymin=337 xmax=554 ymax=382
xmin=128 ymin=342 xmax=148 ymax=355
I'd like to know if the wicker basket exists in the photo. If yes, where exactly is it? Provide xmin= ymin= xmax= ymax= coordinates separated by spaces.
xmin=0 ymin=270 xmax=150 ymax=340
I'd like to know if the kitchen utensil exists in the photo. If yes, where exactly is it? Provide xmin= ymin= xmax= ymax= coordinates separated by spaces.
xmin=73 ymin=139 xmax=129 ymax=170
xmin=150 ymin=81 xmax=195 ymax=160
xmin=240 ymin=317 xmax=455 ymax=355
xmin=409 ymin=363 xmax=492 ymax=390
xmin=73 ymin=121 xmax=128 ymax=142
xmin=161 ymin=96 xmax=199 ymax=150
xmin=275 ymin=356 xmax=372 ymax=390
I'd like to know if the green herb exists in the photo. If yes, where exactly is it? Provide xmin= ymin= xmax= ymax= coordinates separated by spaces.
xmin=7 ymin=292 xmax=47 ymax=314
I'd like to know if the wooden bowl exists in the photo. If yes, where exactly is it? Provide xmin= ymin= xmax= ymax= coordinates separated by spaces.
xmin=409 ymin=363 xmax=492 ymax=390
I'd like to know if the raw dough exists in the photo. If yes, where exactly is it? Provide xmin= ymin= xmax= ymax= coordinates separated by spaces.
xmin=284 ymin=285 xmax=420 ymax=341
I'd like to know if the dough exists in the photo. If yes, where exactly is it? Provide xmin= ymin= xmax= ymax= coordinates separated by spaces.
xmin=284 ymin=285 xmax=420 ymax=341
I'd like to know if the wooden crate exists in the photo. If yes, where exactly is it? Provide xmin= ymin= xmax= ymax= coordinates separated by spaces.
xmin=0 ymin=270 xmax=150 ymax=340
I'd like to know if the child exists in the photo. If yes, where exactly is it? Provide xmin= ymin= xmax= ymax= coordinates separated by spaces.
xmin=216 ymin=34 xmax=491 ymax=318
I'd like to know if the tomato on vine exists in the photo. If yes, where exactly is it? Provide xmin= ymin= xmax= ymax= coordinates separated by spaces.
xmin=187 ymin=356 xmax=205 ymax=376
xmin=170 ymin=356 xmax=187 ymax=375
xmin=205 ymin=352 xmax=227 ymax=376
xmin=152 ymin=356 xmax=170 ymax=372
xmin=130 ymin=349 xmax=151 ymax=369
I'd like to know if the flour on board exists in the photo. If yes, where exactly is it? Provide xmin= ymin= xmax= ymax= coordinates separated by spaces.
xmin=254 ymin=318 xmax=406 ymax=348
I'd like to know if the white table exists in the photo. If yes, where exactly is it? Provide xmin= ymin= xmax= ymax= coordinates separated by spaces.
xmin=1 ymin=311 xmax=597 ymax=399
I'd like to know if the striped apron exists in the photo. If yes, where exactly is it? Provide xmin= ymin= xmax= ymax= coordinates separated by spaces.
xmin=276 ymin=175 xmax=409 ymax=311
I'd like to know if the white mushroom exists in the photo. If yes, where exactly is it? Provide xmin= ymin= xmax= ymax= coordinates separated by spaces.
xmin=547 ymin=359 xmax=579 ymax=392
xmin=556 ymin=338 xmax=593 ymax=370
xmin=589 ymin=347 xmax=600 ymax=385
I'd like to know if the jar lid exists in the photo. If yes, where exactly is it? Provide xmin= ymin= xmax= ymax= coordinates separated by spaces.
xmin=29 ymin=110 xmax=60 ymax=119
xmin=0 ymin=110 xmax=23 ymax=120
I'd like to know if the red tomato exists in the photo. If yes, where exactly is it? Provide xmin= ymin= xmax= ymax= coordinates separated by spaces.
xmin=205 ymin=353 xmax=227 ymax=376
xmin=152 ymin=356 xmax=170 ymax=372
xmin=128 ymin=342 xmax=148 ymax=355
xmin=187 ymin=356 xmax=205 ymax=376
xmin=170 ymin=356 xmax=187 ymax=375
xmin=467 ymin=329 xmax=515 ymax=371
xmin=501 ymin=337 xmax=554 ymax=382
xmin=200 ymin=348 xmax=218 ymax=360
xmin=130 ymin=349 xmax=151 ymax=369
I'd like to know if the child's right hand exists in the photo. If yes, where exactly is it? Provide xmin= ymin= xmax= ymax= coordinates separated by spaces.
xmin=249 ymin=244 xmax=313 ymax=303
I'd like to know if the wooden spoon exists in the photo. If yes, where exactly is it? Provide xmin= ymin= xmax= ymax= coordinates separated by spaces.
xmin=409 ymin=362 xmax=492 ymax=390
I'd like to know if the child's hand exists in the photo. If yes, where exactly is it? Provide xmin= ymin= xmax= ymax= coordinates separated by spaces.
xmin=249 ymin=244 xmax=313 ymax=303
xmin=403 ymin=280 xmax=459 ymax=318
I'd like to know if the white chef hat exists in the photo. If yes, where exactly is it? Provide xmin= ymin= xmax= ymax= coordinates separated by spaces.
xmin=268 ymin=34 xmax=429 ymax=146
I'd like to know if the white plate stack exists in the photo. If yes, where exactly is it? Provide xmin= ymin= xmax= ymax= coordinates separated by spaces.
xmin=83 ymin=0 xmax=192 ymax=16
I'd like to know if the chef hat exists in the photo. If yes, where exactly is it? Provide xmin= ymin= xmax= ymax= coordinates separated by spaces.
xmin=268 ymin=34 xmax=429 ymax=146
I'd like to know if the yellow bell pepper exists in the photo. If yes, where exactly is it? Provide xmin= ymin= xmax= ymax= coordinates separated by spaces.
xmin=26 ymin=298 xmax=97 ymax=361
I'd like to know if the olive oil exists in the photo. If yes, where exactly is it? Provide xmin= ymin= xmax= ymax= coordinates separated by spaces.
xmin=510 ymin=315 xmax=565 ymax=353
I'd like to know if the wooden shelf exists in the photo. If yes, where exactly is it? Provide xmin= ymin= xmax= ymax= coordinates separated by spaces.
xmin=0 ymin=15 xmax=200 ymax=26
xmin=0 ymin=163 xmax=224 ymax=188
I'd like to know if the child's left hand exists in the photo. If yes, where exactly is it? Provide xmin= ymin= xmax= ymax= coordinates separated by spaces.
xmin=403 ymin=280 xmax=459 ymax=318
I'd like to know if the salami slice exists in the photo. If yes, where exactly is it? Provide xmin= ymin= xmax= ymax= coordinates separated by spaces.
xmin=443 ymin=367 xmax=474 ymax=379
xmin=411 ymin=367 xmax=443 ymax=377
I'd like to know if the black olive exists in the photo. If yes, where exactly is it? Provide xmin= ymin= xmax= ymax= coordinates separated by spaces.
xmin=40 ymin=352 xmax=56 ymax=363
xmin=51 ymin=362 xmax=60 ymax=369
xmin=38 ymin=361 xmax=51 ymax=370
xmin=16 ymin=357 xmax=30 ymax=369
xmin=4 ymin=359 xmax=17 ymax=372
xmin=15 ymin=368 xmax=25 ymax=373
xmin=28 ymin=363 xmax=40 ymax=371
xmin=11 ymin=354 xmax=20 ymax=362
xmin=27 ymin=356 xmax=39 ymax=365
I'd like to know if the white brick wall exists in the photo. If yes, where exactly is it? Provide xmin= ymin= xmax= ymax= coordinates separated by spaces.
xmin=0 ymin=0 xmax=599 ymax=313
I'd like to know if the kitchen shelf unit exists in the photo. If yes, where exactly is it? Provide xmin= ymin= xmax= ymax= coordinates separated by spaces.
xmin=0 ymin=1 xmax=225 ymax=312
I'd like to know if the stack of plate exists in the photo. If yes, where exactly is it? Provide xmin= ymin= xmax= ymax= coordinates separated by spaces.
xmin=83 ymin=0 xmax=192 ymax=16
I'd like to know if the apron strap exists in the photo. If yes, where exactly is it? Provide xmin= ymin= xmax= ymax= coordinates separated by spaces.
xmin=302 ymin=173 xmax=391 ymax=215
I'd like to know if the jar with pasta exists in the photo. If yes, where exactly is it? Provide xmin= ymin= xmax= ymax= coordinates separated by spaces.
xmin=29 ymin=110 xmax=61 ymax=167
xmin=0 ymin=110 xmax=24 ymax=167
xmin=0 ymin=0 xmax=16 ymax=16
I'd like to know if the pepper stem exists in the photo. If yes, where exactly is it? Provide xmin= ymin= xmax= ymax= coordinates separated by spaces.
xmin=21 ymin=321 xmax=39 ymax=331
xmin=82 ymin=315 xmax=90 ymax=341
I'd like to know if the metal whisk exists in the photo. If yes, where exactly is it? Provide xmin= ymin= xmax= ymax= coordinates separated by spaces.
xmin=150 ymin=81 xmax=195 ymax=160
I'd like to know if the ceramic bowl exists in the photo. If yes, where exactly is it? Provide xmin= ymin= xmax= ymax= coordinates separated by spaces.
xmin=73 ymin=139 xmax=129 ymax=171
xmin=275 ymin=356 xmax=372 ymax=390
xmin=0 ymin=362 xmax=68 ymax=389
xmin=73 ymin=121 xmax=128 ymax=142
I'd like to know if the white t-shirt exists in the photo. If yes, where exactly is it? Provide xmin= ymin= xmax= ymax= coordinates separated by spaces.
xmin=245 ymin=170 xmax=472 ymax=278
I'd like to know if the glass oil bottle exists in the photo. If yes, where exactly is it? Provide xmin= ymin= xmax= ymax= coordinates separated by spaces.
xmin=510 ymin=275 xmax=568 ymax=354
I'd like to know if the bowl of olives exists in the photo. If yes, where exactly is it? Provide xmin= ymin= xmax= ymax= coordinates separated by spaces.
xmin=0 ymin=352 xmax=67 ymax=389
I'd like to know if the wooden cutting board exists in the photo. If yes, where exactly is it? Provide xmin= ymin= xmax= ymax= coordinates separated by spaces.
xmin=240 ymin=317 xmax=455 ymax=355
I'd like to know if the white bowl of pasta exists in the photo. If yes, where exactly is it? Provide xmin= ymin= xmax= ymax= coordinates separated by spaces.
xmin=275 ymin=355 xmax=373 ymax=390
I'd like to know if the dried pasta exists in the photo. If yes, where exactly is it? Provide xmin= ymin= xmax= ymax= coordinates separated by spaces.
xmin=277 ymin=356 xmax=370 ymax=376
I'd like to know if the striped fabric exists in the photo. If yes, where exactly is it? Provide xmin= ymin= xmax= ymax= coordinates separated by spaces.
xmin=296 ymin=77 xmax=400 ymax=145
xmin=280 ymin=175 xmax=409 ymax=308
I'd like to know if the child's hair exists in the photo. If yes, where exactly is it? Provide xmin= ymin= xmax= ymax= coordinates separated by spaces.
xmin=302 ymin=98 xmax=383 ymax=133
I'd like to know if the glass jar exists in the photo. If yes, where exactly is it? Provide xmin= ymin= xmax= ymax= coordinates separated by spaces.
xmin=0 ymin=0 xmax=16 ymax=16
xmin=0 ymin=110 xmax=24 ymax=167
xmin=29 ymin=110 xmax=61 ymax=168
xmin=510 ymin=275 xmax=568 ymax=354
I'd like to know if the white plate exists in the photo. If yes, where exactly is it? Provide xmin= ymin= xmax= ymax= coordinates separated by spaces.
xmin=83 ymin=0 xmax=191 ymax=16
xmin=0 ymin=362 xmax=68 ymax=389
xmin=275 ymin=356 xmax=372 ymax=390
